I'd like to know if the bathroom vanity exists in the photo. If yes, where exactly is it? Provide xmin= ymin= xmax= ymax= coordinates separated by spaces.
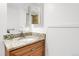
xmin=4 ymin=32 xmax=45 ymax=56
xmin=5 ymin=3 xmax=45 ymax=56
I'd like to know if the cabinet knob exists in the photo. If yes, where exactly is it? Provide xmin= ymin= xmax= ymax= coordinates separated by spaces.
xmin=31 ymin=48 xmax=36 ymax=51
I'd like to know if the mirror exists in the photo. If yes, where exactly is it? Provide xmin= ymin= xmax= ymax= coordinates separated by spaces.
xmin=7 ymin=3 xmax=44 ymax=34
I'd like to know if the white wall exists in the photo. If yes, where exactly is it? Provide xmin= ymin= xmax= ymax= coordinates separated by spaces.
xmin=0 ymin=3 xmax=7 ymax=56
xmin=44 ymin=3 xmax=79 ymax=56
xmin=44 ymin=3 xmax=79 ymax=27
xmin=47 ymin=28 xmax=79 ymax=56
xmin=7 ymin=3 xmax=26 ymax=30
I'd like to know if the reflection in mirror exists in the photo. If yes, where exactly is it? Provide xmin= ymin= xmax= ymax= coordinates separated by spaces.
xmin=7 ymin=3 xmax=44 ymax=34
xmin=32 ymin=15 xmax=38 ymax=24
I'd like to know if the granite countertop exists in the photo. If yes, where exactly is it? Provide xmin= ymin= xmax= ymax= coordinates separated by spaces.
xmin=4 ymin=33 xmax=46 ymax=51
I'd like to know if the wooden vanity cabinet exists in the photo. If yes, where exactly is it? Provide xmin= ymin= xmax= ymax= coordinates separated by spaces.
xmin=7 ymin=40 xmax=45 ymax=56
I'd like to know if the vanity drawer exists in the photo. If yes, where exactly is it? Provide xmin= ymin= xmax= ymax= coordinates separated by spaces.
xmin=10 ymin=40 xmax=45 ymax=56
xmin=22 ymin=46 xmax=44 ymax=56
